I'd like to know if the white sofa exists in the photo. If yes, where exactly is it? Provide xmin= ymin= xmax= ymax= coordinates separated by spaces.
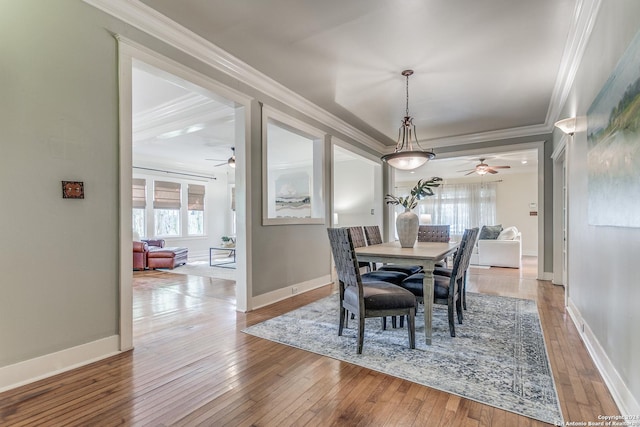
xmin=470 ymin=226 xmax=522 ymax=268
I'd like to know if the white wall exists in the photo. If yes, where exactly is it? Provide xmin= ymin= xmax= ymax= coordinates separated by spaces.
xmin=557 ymin=0 xmax=640 ymax=414
xmin=333 ymin=158 xmax=381 ymax=228
xmin=495 ymin=173 xmax=538 ymax=256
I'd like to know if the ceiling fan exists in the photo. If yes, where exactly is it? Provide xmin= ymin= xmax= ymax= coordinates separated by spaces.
xmin=459 ymin=158 xmax=510 ymax=176
xmin=206 ymin=147 xmax=236 ymax=168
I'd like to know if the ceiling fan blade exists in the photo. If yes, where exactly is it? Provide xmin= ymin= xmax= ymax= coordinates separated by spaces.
xmin=487 ymin=168 xmax=499 ymax=174
xmin=465 ymin=170 xmax=476 ymax=176
xmin=492 ymin=165 xmax=511 ymax=169
xmin=456 ymin=168 xmax=475 ymax=172
xmin=213 ymin=162 xmax=227 ymax=167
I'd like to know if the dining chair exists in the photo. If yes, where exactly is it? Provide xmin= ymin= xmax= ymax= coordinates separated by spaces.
xmin=327 ymin=227 xmax=416 ymax=354
xmin=417 ymin=225 xmax=451 ymax=242
xmin=363 ymin=225 xmax=422 ymax=276
xmin=398 ymin=227 xmax=475 ymax=337
xmin=434 ymin=227 xmax=479 ymax=310
xmin=346 ymin=226 xmax=408 ymax=285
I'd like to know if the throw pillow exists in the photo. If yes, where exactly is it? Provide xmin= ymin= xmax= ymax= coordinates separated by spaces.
xmin=497 ymin=226 xmax=518 ymax=240
xmin=479 ymin=224 xmax=503 ymax=240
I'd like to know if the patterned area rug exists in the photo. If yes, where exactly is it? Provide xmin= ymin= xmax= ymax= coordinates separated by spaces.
xmin=243 ymin=292 xmax=562 ymax=424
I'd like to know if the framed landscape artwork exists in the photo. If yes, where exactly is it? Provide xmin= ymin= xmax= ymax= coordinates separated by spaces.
xmin=587 ymin=30 xmax=640 ymax=228
xmin=275 ymin=172 xmax=311 ymax=218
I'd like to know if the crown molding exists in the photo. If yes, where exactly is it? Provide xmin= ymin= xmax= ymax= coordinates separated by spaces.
xmin=85 ymin=0 xmax=601 ymax=153
xmin=420 ymin=123 xmax=552 ymax=150
xmin=545 ymin=0 xmax=602 ymax=125
xmin=83 ymin=0 xmax=388 ymax=153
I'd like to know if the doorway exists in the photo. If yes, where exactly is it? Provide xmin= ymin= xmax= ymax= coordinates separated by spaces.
xmin=118 ymin=38 xmax=251 ymax=350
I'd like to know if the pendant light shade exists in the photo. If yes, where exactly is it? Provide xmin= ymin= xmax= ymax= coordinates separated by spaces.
xmin=381 ymin=70 xmax=435 ymax=170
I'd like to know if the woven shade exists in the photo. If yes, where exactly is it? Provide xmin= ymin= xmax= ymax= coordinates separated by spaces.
xmin=188 ymin=184 xmax=205 ymax=211
xmin=132 ymin=178 xmax=146 ymax=209
xmin=153 ymin=181 xmax=181 ymax=209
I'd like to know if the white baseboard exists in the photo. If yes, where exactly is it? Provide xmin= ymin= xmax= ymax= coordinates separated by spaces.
xmin=567 ymin=300 xmax=640 ymax=416
xmin=0 ymin=335 xmax=121 ymax=393
xmin=250 ymin=275 xmax=333 ymax=310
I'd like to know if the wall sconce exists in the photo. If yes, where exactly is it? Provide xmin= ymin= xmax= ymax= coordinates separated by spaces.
xmin=554 ymin=117 xmax=576 ymax=136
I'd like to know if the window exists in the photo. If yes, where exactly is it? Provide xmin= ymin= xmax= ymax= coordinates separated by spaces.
xmin=132 ymin=178 xmax=146 ymax=238
xmin=187 ymin=184 xmax=205 ymax=235
xmin=418 ymin=182 xmax=497 ymax=237
xmin=154 ymin=181 xmax=181 ymax=236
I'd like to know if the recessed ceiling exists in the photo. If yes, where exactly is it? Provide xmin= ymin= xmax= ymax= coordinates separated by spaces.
xmin=139 ymin=0 xmax=578 ymax=146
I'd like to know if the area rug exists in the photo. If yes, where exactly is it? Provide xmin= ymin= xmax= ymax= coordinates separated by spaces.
xmin=242 ymin=292 xmax=562 ymax=424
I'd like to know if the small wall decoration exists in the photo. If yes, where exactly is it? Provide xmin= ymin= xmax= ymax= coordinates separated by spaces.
xmin=62 ymin=181 xmax=84 ymax=199
xmin=275 ymin=171 xmax=311 ymax=217
xmin=587 ymin=29 xmax=640 ymax=227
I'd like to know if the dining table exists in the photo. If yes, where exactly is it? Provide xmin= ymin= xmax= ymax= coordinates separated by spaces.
xmin=355 ymin=240 xmax=459 ymax=345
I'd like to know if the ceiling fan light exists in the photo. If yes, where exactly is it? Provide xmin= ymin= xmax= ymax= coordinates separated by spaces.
xmin=228 ymin=156 xmax=236 ymax=168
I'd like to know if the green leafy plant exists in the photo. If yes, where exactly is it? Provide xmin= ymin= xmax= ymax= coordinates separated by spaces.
xmin=385 ymin=177 xmax=443 ymax=209
xmin=221 ymin=236 xmax=235 ymax=243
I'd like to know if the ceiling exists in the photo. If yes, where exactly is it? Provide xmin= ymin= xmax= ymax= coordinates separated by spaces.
xmin=129 ymin=0 xmax=587 ymax=178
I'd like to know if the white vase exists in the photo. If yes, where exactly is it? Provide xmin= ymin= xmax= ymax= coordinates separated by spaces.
xmin=396 ymin=208 xmax=419 ymax=248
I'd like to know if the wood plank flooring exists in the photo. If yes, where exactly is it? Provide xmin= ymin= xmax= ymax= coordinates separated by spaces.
xmin=0 ymin=258 xmax=620 ymax=426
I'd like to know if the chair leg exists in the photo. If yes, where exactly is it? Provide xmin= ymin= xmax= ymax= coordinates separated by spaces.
xmin=357 ymin=314 xmax=365 ymax=354
xmin=407 ymin=308 xmax=415 ymax=349
xmin=339 ymin=307 xmax=345 ymax=336
xmin=382 ymin=316 xmax=387 ymax=330
xmin=391 ymin=316 xmax=397 ymax=328
xmin=399 ymin=315 xmax=405 ymax=328
xmin=462 ymin=272 xmax=468 ymax=310
xmin=456 ymin=280 xmax=464 ymax=324
xmin=448 ymin=302 xmax=456 ymax=337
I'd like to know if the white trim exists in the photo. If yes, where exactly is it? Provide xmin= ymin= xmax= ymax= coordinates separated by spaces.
xmin=117 ymin=37 xmax=253 ymax=322
xmin=82 ymin=0 xmax=387 ymax=153
xmin=567 ymin=300 xmax=640 ymax=416
xmin=545 ymin=0 xmax=603 ymax=127
xmin=0 ymin=336 xmax=120 ymax=393
xmin=250 ymin=276 xmax=333 ymax=310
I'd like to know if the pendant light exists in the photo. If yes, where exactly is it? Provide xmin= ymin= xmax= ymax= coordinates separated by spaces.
xmin=381 ymin=70 xmax=435 ymax=170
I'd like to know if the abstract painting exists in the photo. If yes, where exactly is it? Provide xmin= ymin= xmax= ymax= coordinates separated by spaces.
xmin=587 ymin=30 xmax=640 ymax=227
xmin=275 ymin=171 xmax=311 ymax=217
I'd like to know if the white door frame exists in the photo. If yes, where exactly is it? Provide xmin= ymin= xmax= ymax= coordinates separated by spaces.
xmin=117 ymin=36 xmax=252 ymax=350
xmin=552 ymin=136 xmax=569 ymax=299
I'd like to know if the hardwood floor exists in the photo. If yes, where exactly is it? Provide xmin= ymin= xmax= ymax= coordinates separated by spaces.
xmin=0 ymin=258 xmax=619 ymax=426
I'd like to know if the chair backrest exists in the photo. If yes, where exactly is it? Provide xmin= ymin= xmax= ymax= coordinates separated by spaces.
xmin=327 ymin=227 xmax=363 ymax=297
xmin=418 ymin=225 xmax=450 ymax=242
xmin=456 ymin=227 xmax=479 ymax=282
xmin=347 ymin=226 xmax=367 ymax=248
xmin=440 ymin=228 xmax=476 ymax=301
xmin=363 ymin=225 xmax=383 ymax=245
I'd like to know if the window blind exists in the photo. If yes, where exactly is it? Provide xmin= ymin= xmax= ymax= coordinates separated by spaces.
xmin=153 ymin=181 xmax=181 ymax=209
xmin=132 ymin=178 xmax=146 ymax=209
xmin=188 ymin=184 xmax=205 ymax=211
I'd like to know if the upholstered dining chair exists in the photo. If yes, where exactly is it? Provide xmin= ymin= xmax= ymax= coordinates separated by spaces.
xmin=434 ymin=227 xmax=479 ymax=311
xmin=417 ymin=225 xmax=451 ymax=242
xmin=363 ymin=225 xmax=422 ymax=276
xmin=346 ymin=226 xmax=408 ymax=286
xmin=327 ymin=227 xmax=416 ymax=354
xmin=398 ymin=228 xmax=475 ymax=337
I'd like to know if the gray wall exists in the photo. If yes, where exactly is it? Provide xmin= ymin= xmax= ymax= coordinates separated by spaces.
xmin=0 ymin=0 xmax=383 ymax=367
xmin=557 ymin=0 xmax=640 ymax=411
xmin=0 ymin=0 xmax=120 ymax=366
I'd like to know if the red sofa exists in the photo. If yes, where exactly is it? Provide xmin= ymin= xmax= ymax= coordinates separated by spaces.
xmin=133 ymin=239 xmax=188 ymax=270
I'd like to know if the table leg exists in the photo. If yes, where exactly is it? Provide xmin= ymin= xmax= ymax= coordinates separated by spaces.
xmin=422 ymin=261 xmax=435 ymax=345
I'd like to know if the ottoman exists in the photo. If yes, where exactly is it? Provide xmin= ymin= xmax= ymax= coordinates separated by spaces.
xmin=147 ymin=247 xmax=189 ymax=269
